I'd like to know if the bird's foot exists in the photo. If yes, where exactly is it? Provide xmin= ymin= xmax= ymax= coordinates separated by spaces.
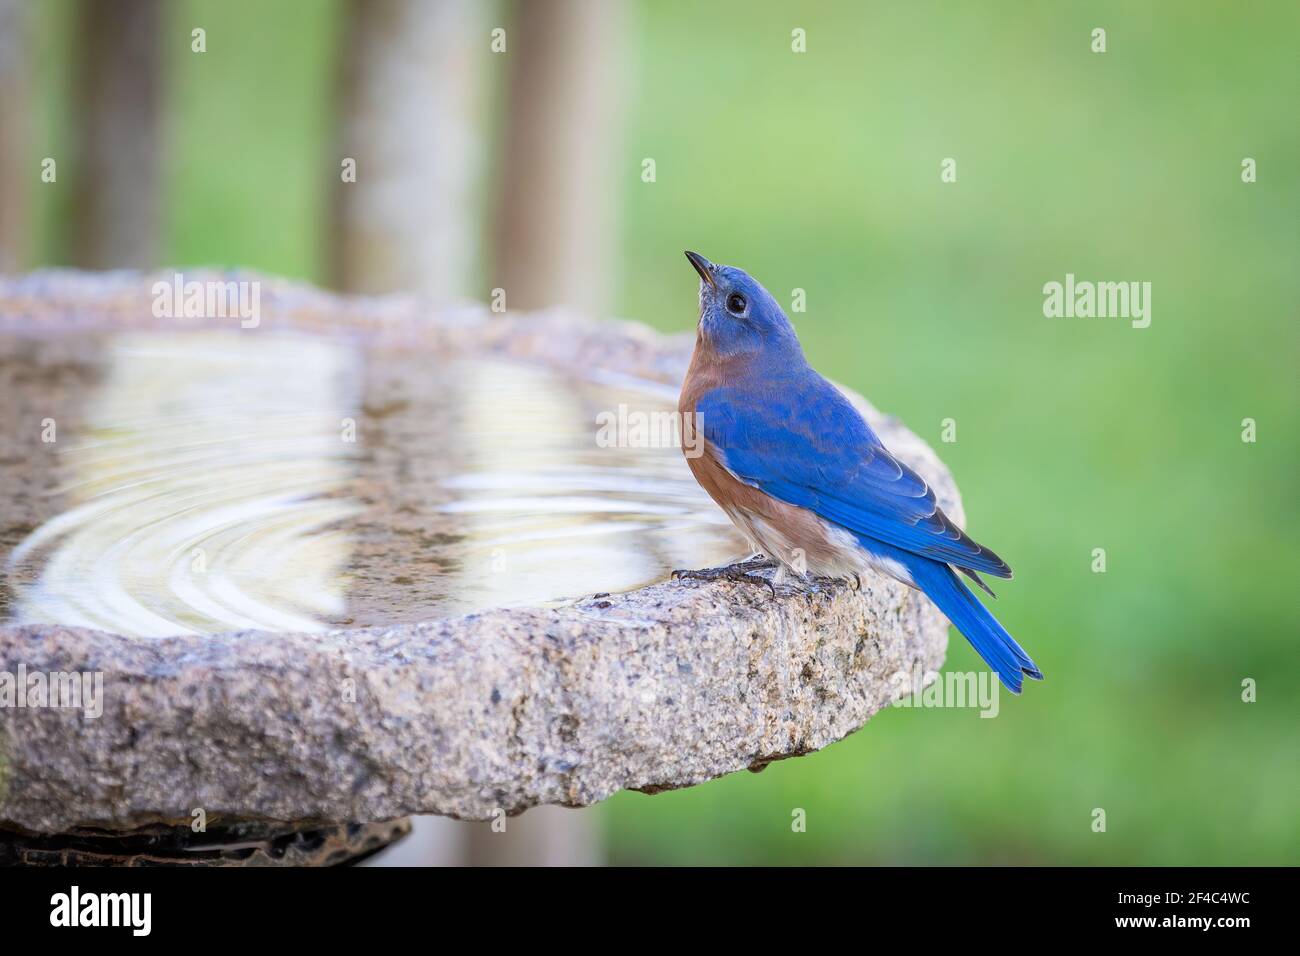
xmin=780 ymin=572 xmax=860 ymax=594
xmin=814 ymin=572 xmax=861 ymax=591
xmin=672 ymin=558 xmax=779 ymax=597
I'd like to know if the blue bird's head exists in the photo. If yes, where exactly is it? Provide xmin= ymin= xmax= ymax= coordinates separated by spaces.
xmin=685 ymin=251 xmax=804 ymax=363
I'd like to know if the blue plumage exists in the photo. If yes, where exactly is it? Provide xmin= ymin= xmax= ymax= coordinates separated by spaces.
xmin=680 ymin=251 xmax=1043 ymax=693
xmin=698 ymin=382 xmax=1014 ymax=579
xmin=903 ymin=554 xmax=1043 ymax=694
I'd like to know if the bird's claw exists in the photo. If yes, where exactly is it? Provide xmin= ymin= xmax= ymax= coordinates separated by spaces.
xmin=671 ymin=559 xmax=778 ymax=597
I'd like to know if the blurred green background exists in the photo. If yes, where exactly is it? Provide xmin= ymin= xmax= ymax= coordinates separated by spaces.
xmin=22 ymin=0 xmax=1298 ymax=864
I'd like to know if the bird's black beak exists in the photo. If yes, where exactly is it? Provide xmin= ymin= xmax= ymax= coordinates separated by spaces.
xmin=685 ymin=250 xmax=716 ymax=289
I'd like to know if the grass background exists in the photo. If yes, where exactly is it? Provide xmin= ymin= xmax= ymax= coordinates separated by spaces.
xmin=23 ymin=0 xmax=1298 ymax=864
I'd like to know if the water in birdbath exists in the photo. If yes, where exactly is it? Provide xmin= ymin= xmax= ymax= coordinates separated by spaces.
xmin=0 ymin=329 xmax=743 ymax=637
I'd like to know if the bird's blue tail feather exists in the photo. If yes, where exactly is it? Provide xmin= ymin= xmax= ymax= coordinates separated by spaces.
xmin=906 ymin=556 xmax=1043 ymax=694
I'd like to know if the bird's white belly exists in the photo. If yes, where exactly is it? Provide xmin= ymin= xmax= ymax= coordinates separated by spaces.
xmin=723 ymin=504 xmax=915 ymax=587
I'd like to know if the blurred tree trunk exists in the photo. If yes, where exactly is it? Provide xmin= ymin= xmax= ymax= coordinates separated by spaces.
xmin=71 ymin=0 xmax=161 ymax=269
xmin=0 ymin=0 xmax=27 ymax=272
xmin=491 ymin=0 xmax=628 ymax=316
xmin=331 ymin=0 xmax=486 ymax=298
xmin=466 ymin=0 xmax=630 ymax=865
xmin=463 ymin=806 xmax=601 ymax=866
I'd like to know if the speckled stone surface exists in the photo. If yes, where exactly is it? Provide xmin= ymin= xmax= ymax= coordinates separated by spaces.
xmin=0 ymin=270 xmax=957 ymax=833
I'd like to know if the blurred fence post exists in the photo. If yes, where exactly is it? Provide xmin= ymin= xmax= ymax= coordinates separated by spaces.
xmin=331 ymin=0 xmax=486 ymax=299
xmin=0 ymin=0 xmax=27 ymax=272
xmin=491 ymin=0 xmax=628 ymax=317
xmin=71 ymin=0 xmax=160 ymax=269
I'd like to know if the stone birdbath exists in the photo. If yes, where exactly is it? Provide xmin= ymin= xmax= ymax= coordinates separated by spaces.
xmin=0 ymin=270 xmax=955 ymax=865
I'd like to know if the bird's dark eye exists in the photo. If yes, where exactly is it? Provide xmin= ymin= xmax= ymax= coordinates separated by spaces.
xmin=725 ymin=292 xmax=747 ymax=315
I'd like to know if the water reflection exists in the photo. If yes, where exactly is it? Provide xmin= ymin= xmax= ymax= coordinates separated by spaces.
xmin=6 ymin=333 xmax=364 ymax=635
xmin=1 ymin=330 xmax=741 ymax=636
xmin=437 ymin=359 xmax=720 ymax=611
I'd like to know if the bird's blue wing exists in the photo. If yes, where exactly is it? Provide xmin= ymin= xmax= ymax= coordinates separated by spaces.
xmin=696 ymin=378 xmax=1012 ymax=578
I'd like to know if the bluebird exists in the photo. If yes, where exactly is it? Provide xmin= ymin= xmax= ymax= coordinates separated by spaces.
xmin=675 ymin=251 xmax=1043 ymax=693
